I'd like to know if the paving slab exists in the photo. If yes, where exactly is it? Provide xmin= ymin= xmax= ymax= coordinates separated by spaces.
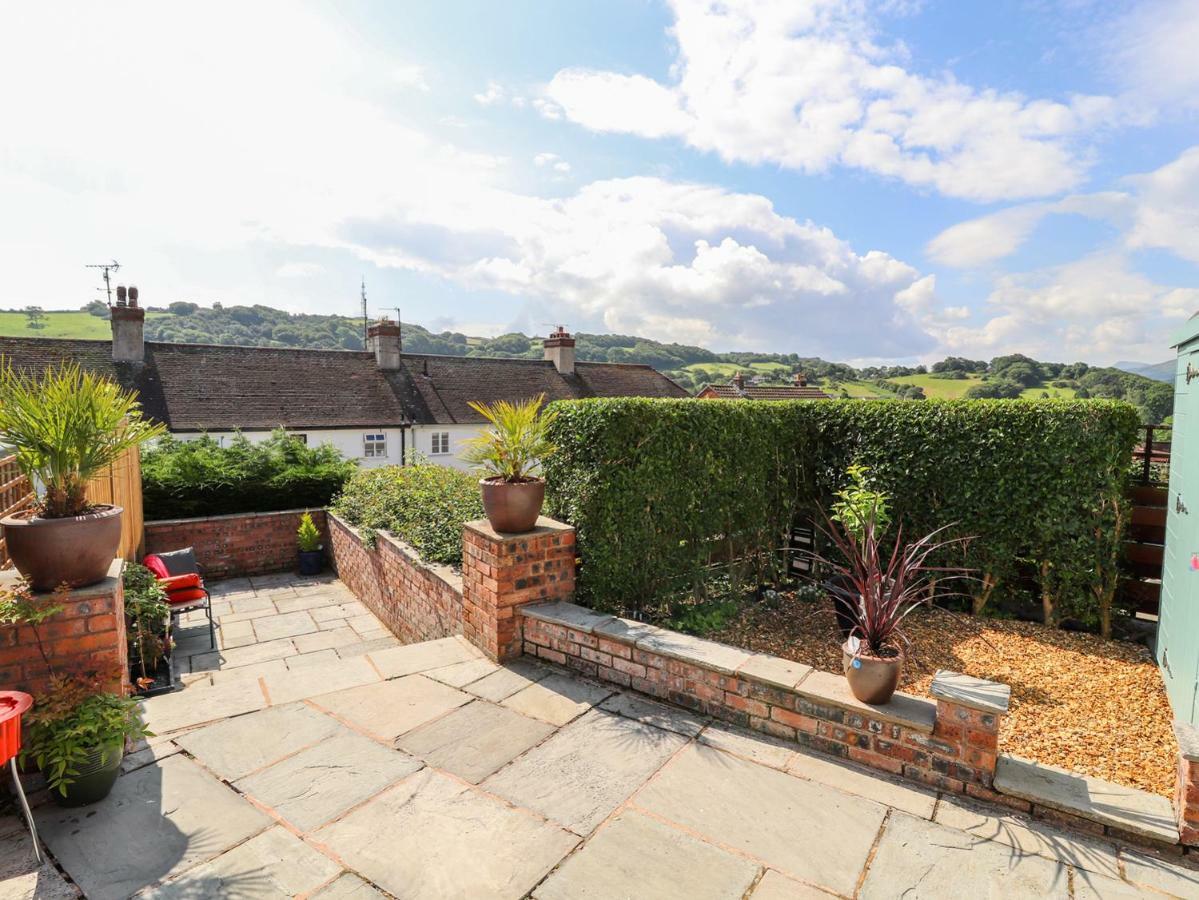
xmin=207 ymin=658 xmax=288 ymax=685
xmin=145 ymin=825 xmax=341 ymax=898
xmin=521 ymin=601 xmax=614 ymax=634
xmin=140 ymin=675 xmax=266 ymax=734
xmin=993 ymin=755 xmax=1178 ymax=843
xmin=208 ymin=577 xmax=253 ymax=596
xmin=227 ymin=593 xmax=275 ymax=614
xmin=311 ymin=873 xmax=389 ymax=899
xmin=501 ymin=673 xmax=613 ymax=726
xmin=699 ymin=722 xmax=798 ymax=770
xmin=484 ymin=709 xmax=686 ymax=834
xmin=293 ymin=625 xmax=362 ymax=654
xmin=311 ymin=602 xmax=369 ymax=624
xmin=1121 ymin=849 xmax=1199 ymax=897
xmin=287 ymin=648 xmax=342 ymax=670
xmin=398 ymin=699 xmax=554 ymax=783
xmin=252 ymin=610 xmax=320 ymax=641
xmin=273 ymin=591 xmax=352 ymax=614
xmin=751 ymin=870 xmax=838 ymax=899
xmin=466 ymin=659 xmax=552 ymax=702
xmin=347 ymin=614 xmax=387 ymax=636
xmin=174 ymin=702 xmax=343 ymax=781
xmin=260 ymin=655 xmax=380 ymax=706
xmin=859 ymin=812 xmax=1069 ymax=899
xmin=316 ymin=768 xmax=578 ymax=900
xmin=786 ymin=750 xmax=937 ymax=819
xmin=424 ymin=657 xmax=501 ymax=688
xmin=198 ymin=637 xmax=298 ymax=670
xmin=0 ymin=815 xmax=77 ymax=900
xmin=929 ymin=669 xmax=1011 ymax=713
xmin=367 ymin=636 xmax=481 ymax=678
xmin=934 ymin=795 xmax=1121 ymax=879
xmin=236 ymin=729 xmax=422 ymax=831
xmin=633 ymin=742 xmax=886 ymax=897
xmin=534 ymin=808 xmax=758 ymax=900
xmin=336 ymin=636 xmax=401 ymax=658
xmin=599 ymin=691 xmax=707 ymax=737
xmin=36 ymin=755 xmax=271 ymax=900
xmin=308 ymin=674 xmax=471 ymax=741
xmin=1072 ymin=870 xmax=1161 ymax=899
xmin=737 ymin=653 xmax=814 ymax=691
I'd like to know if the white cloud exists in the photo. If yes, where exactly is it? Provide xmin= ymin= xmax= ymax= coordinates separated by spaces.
xmin=391 ymin=65 xmax=429 ymax=91
xmin=473 ymin=81 xmax=506 ymax=105
xmin=1123 ymin=146 xmax=1199 ymax=264
xmin=1104 ymin=0 xmax=1199 ymax=111
xmin=926 ymin=206 xmax=1050 ymax=268
xmin=533 ymin=152 xmax=572 ymax=174
xmin=275 ymin=262 xmax=326 ymax=279
xmin=544 ymin=0 xmax=1114 ymax=201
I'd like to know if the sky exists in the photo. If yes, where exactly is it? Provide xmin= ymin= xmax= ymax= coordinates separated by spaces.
xmin=2 ymin=0 xmax=1197 ymax=366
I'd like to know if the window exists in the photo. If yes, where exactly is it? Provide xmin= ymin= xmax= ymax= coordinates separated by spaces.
xmin=363 ymin=432 xmax=387 ymax=458
xmin=289 ymin=433 xmax=308 ymax=445
xmin=431 ymin=432 xmax=450 ymax=455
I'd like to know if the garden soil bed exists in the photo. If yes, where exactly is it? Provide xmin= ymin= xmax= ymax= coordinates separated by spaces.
xmin=708 ymin=594 xmax=1177 ymax=797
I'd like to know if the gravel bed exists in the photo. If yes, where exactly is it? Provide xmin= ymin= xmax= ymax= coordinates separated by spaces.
xmin=708 ymin=594 xmax=1176 ymax=797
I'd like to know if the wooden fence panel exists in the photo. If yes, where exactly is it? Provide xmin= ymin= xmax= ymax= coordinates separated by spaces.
xmin=85 ymin=444 xmax=144 ymax=562
xmin=0 ymin=454 xmax=35 ymax=568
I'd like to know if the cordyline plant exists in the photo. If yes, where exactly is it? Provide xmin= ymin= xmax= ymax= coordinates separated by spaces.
xmin=0 ymin=360 xmax=166 ymax=517
xmin=462 ymin=394 xmax=558 ymax=482
xmin=813 ymin=510 xmax=975 ymax=658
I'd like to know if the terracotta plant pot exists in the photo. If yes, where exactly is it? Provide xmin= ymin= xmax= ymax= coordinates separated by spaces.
xmin=1 ymin=505 xmax=123 ymax=591
xmin=842 ymin=637 xmax=904 ymax=705
xmin=52 ymin=740 xmax=124 ymax=808
xmin=479 ymin=478 xmax=545 ymax=534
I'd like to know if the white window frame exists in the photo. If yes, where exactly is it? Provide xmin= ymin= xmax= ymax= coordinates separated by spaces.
xmin=431 ymin=431 xmax=451 ymax=455
xmin=363 ymin=432 xmax=387 ymax=458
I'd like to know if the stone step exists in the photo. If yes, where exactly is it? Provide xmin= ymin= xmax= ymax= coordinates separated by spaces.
xmin=993 ymin=754 xmax=1178 ymax=844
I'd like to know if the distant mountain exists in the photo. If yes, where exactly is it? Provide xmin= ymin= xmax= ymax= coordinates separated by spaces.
xmin=1113 ymin=360 xmax=1174 ymax=383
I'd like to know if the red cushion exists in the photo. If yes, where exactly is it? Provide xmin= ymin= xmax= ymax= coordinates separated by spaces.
xmin=143 ymin=554 xmax=170 ymax=579
xmin=160 ymin=573 xmax=202 ymax=592
xmin=165 ymin=587 xmax=207 ymax=605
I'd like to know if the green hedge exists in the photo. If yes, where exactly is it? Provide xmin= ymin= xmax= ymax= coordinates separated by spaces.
xmin=330 ymin=464 xmax=483 ymax=566
xmin=142 ymin=431 xmax=357 ymax=520
xmin=543 ymin=398 xmax=1141 ymax=622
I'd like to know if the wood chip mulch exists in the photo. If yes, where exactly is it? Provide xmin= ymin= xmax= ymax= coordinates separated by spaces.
xmin=709 ymin=594 xmax=1177 ymax=797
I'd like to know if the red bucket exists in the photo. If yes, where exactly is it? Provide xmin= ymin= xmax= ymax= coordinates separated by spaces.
xmin=0 ymin=691 xmax=33 ymax=767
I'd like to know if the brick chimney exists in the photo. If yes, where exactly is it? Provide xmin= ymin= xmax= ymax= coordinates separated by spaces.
xmin=732 ymin=371 xmax=745 ymax=392
xmin=794 ymin=372 xmax=808 ymax=387
xmin=110 ymin=285 xmax=145 ymax=364
xmin=544 ymin=325 xmax=575 ymax=376
xmin=366 ymin=317 xmax=402 ymax=370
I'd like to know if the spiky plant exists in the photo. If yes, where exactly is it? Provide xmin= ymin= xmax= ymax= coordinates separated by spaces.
xmin=0 ymin=361 xmax=165 ymax=517
xmin=297 ymin=512 xmax=322 ymax=552
xmin=461 ymin=394 xmax=558 ymax=482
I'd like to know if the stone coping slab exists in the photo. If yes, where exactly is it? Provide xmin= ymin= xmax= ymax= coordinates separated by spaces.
xmin=994 ymin=755 xmax=1178 ymax=844
xmin=521 ymin=602 xmax=935 ymax=733
xmin=930 ymin=670 xmax=1011 ymax=714
xmin=1175 ymin=721 xmax=1199 ymax=762
xmin=464 ymin=516 xmax=575 ymax=543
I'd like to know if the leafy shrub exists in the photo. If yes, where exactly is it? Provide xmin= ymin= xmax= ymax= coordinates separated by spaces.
xmin=141 ymin=430 xmax=357 ymax=519
xmin=330 ymin=464 xmax=483 ymax=566
xmin=297 ymin=512 xmax=322 ymax=552
xmin=543 ymin=398 xmax=1141 ymax=624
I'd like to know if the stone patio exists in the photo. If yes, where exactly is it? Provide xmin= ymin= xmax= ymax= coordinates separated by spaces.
xmin=4 ymin=574 xmax=1199 ymax=898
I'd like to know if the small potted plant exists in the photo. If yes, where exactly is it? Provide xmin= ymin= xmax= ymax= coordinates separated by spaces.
xmin=297 ymin=512 xmax=324 ymax=575
xmin=462 ymin=394 xmax=558 ymax=533
xmin=825 ymin=465 xmax=891 ymax=638
xmin=0 ymin=361 xmax=165 ymax=590
xmin=1 ymin=578 xmax=149 ymax=806
xmin=123 ymin=563 xmax=173 ymax=696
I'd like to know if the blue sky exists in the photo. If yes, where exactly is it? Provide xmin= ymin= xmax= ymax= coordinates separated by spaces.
xmin=2 ymin=1 xmax=1197 ymax=364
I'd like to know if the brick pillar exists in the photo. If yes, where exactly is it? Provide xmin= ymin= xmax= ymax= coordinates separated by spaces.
xmin=928 ymin=670 xmax=1010 ymax=789
xmin=460 ymin=517 xmax=576 ymax=662
xmin=0 ymin=560 xmax=129 ymax=697
xmin=1174 ymin=722 xmax=1199 ymax=845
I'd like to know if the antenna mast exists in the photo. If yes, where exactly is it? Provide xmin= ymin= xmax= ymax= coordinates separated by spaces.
xmin=86 ymin=260 xmax=121 ymax=303
xmin=361 ymin=278 xmax=368 ymax=343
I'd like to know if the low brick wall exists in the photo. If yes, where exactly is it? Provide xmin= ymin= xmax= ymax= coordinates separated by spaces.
xmin=144 ymin=509 xmax=327 ymax=579
xmin=0 ymin=560 xmax=129 ymax=697
xmin=327 ymin=513 xmax=464 ymax=645
xmin=521 ymin=602 xmax=1010 ymax=800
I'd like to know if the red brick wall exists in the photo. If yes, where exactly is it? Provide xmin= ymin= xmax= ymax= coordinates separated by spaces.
xmin=144 ymin=509 xmax=327 ymax=580
xmin=327 ymin=513 xmax=464 ymax=645
xmin=0 ymin=560 xmax=129 ymax=698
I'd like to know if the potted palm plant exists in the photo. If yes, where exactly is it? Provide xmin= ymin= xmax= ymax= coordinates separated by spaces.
xmin=297 ymin=511 xmax=324 ymax=575
xmin=0 ymin=361 xmax=165 ymax=590
xmin=462 ymin=394 xmax=558 ymax=533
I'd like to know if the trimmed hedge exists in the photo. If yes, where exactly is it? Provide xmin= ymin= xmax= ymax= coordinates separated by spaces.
xmin=543 ymin=398 xmax=1141 ymax=622
xmin=330 ymin=464 xmax=483 ymax=566
xmin=142 ymin=431 xmax=357 ymax=520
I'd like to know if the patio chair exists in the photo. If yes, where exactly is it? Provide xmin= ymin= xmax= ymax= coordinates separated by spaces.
xmin=1 ymin=691 xmax=41 ymax=863
xmin=143 ymin=548 xmax=216 ymax=649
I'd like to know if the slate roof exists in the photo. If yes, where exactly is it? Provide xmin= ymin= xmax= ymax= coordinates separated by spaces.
xmin=0 ymin=337 xmax=688 ymax=430
xmin=698 ymin=382 xmax=831 ymax=400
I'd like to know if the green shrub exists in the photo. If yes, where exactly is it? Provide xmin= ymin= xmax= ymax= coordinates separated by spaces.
xmin=141 ymin=430 xmax=357 ymax=519
xmin=330 ymin=464 xmax=483 ymax=566
xmin=543 ymin=398 xmax=1141 ymax=623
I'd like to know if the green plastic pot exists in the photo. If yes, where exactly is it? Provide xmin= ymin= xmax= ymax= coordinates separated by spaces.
xmin=52 ymin=740 xmax=124 ymax=807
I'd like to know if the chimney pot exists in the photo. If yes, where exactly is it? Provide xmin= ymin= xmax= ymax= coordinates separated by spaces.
xmin=128 ymin=285 xmax=139 ymax=307
xmin=732 ymin=371 xmax=745 ymax=389
xmin=115 ymin=285 xmax=127 ymax=307
xmin=795 ymin=372 xmax=807 ymax=387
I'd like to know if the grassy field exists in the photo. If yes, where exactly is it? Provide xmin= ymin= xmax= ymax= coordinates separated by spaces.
xmin=0 ymin=309 xmax=168 ymax=340
xmin=884 ymin=373 xmax=1077 ymax=400
xmin=820 ymin=379 xmax=890 ymax=399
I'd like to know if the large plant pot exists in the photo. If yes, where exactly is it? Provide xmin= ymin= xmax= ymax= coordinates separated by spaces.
xmin=842 ymin=638 xmax=904 ymax=705
xmin=52 ymin=740 xmax=124 ymax=807
xmin=479 ymin=478 xmax=545 ymax=534
xmin=1 ymin=505 xmax=123 ymax=591
xmin=298 ymin=548 xmax=324 ymax=576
